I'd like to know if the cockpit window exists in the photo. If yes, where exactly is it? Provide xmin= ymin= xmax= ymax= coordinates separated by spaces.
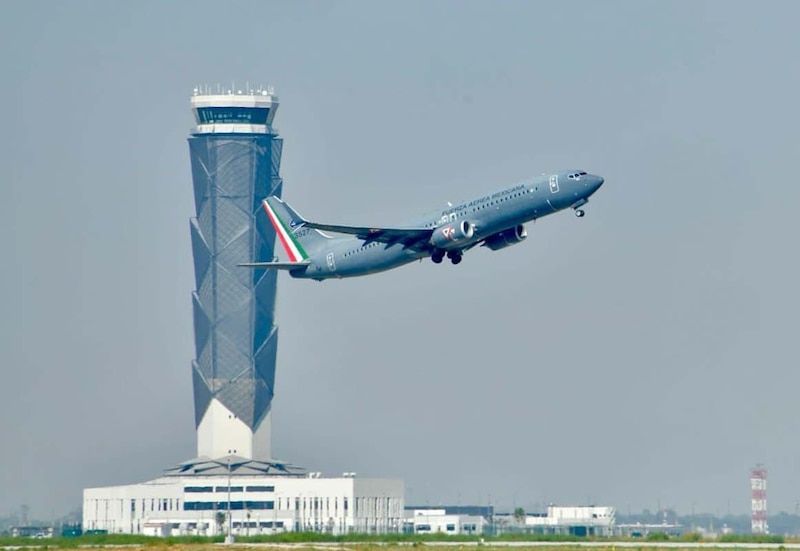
xmin=568 ymin=171 xmax=588 ymax=179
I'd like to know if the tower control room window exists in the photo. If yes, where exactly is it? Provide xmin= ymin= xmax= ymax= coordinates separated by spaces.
xmin=195 ymin=107 xmax=270 ymax=125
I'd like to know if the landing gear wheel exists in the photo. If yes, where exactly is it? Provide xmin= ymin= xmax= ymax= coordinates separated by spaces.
xmin=445 ymin=249 xmax=463 ymax=264
xmin=431 ymin=251 xmax=444 ymax=264
xmin=575 ymin=209 xmax=585 ymax=218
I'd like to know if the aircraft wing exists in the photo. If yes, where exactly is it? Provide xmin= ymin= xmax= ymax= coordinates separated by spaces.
xmin=238 ymin=261 xmax=311 ymax=270
xmin=302 ymin=221 xmax=433 ymax=247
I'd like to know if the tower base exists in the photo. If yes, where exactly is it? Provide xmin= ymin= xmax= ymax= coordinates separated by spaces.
xmin=197 ymin=399 xmax=272 ymax=460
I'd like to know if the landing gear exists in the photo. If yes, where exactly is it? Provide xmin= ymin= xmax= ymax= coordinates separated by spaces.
xmin=447 ymin=250 xmax=463 ymax=265
xmin=432 ymin=249 xmax=463 ymax=265
xmin=571 ymin=199 xmax=588 ymax=217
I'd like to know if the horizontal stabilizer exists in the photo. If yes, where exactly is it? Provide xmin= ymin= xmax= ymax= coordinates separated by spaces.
xmin=238 ymin=261 xmax=311 ymax=270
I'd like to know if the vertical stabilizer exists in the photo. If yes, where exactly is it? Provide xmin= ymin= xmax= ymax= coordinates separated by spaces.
xmin=262 ymin=196 xmax=331 ymax=260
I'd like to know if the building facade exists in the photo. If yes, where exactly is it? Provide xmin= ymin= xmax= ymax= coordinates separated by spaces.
xmin=404 ymin=509 xmax=486 ymax=535
xmin=523 ymin=506 xmax=616 ymax=536
xmin=188 ymin=88 xmax=283 ymax=460
xmin=83 ymin=458 xmax=404 ymax=536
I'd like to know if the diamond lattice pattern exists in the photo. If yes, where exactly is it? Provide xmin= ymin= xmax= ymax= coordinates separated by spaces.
xmin=188 ymin=134 xmax=283 ymax=429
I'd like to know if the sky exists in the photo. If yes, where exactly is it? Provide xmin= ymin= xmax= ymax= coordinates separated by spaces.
xmin=1 ymin=0 xmax=799 ymax=520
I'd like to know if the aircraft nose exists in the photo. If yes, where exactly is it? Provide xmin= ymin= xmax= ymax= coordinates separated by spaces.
xmin=589 ymin=175 xmax=604 ymax=193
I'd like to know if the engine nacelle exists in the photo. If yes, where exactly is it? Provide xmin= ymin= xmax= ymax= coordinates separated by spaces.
xmin=430 ymin=220 xmax=474 ymax=249
xmin=484 ymin=224 xmax=527 ymax=251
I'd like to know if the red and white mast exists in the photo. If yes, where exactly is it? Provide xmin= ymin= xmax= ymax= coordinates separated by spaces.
xmin=750 ymin=465 xmax=768 ymax=534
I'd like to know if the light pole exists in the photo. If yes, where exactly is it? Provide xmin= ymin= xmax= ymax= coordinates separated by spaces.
xmin=225 ymin=454 xmax=234 ymax=544
xmin=273 ymin=495 xmax=277 ymax=535
xmin=246 ymin=509 xmax=251 ymax=538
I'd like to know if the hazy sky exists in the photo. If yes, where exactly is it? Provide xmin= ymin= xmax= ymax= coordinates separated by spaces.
xmin=2 ymin=0 xmax=799 ymax=520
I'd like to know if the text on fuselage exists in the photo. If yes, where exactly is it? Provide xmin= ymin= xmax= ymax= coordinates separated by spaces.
xmin=437 ymin=183 xmax=527 ymax=224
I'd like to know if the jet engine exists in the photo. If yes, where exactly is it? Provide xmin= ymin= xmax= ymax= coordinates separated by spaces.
xmin=430 ymin=220 xmax=474 ymax=249
xmin=483 ymin=224 xmax=527 ymax=251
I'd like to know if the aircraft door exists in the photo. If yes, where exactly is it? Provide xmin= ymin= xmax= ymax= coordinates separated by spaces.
xmin=326 ymin=252 xmax=336 ymax=271
xmin=549 ymin=175 xmax=559 ymax=193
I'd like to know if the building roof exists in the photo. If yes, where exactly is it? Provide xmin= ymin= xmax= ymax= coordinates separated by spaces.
xmin=162 ymin=455 xmax=307 ymax=478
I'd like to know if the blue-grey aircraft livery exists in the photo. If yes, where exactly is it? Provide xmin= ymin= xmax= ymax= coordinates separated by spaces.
xmin=241 ymin=170 xmax=604 ymax=281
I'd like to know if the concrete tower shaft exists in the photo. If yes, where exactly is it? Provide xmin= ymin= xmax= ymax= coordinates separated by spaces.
xmin=188 ymin=87 xmax=282 ymax=460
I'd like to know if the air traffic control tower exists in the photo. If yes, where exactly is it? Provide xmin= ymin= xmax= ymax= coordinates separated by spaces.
xmin=81 ymin=88 xmax=405 ymax=536
xmin=188 ymin=86 xmax=283 ymax=460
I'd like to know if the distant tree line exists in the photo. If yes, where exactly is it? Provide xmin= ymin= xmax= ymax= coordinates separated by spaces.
xmin=616 ymin=509 xmax=800 ymax=536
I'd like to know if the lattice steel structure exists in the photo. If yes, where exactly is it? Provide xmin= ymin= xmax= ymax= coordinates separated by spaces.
xmin=188 ymin=87 xmax=282 ymax=459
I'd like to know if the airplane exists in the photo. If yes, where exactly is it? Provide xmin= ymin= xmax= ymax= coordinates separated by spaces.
xmin=240 ymin=170 xmax=604 ymax=281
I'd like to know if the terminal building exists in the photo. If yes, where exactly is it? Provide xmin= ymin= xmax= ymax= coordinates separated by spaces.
xmin=404 ymin=509 xmax=487 ymax=535
xmin=82 ymin=86 xmax=404 ymax=535
xmin=522 ymin=505 xmax=616 ymax=536
xmin=401 ymin=505 xmax=616 ymax=537
xmin=83 ymin=458 xmax=403 ymax=536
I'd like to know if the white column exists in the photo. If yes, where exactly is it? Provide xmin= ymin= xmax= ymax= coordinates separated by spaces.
xmin=197 ymin=399 xmax=254 ymax=458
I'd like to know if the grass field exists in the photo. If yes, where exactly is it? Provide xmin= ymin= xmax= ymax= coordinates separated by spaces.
xmin=0 ymin=532 xmax=794 ymax=551
xmin=1 ymin=544 xmax=797 ymax=551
